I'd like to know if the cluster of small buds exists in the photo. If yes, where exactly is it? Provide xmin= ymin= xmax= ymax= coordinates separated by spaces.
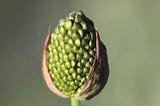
xmin=42 ymin=10 xmax=109 ymax=100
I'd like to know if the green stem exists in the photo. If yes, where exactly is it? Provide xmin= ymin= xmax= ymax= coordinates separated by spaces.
xmin=70 ymin=97 xmax=80 ymax=106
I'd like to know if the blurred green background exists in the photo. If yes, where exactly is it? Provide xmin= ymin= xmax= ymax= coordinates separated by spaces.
xmin=0 ymin=0 xmax=160 ymax=106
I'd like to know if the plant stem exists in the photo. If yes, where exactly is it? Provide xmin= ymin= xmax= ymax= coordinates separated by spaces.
xmin=70 ymin=97 xmax=80 ymax=106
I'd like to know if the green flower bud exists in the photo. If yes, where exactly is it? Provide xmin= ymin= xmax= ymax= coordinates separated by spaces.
xmin=64 ymin=20 xmax=73 ymax=30
xmin=42 ymin=10 xmax=109 ymax=100
xmin=59 ymin=26 xmax=66 ymax=35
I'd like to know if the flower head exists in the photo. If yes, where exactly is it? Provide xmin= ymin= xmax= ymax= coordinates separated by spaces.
xmin=42 ymin=10 xmax=109 ymax=100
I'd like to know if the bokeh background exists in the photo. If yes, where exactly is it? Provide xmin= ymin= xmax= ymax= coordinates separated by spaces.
xmin=1 ymin=0 xmax=160 ymax=106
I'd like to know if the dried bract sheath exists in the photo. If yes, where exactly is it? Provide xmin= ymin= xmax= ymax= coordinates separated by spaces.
xmin=42 ymin=10 xmax=109 ymax=100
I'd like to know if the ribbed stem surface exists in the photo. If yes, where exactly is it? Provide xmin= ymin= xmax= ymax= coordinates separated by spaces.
xmin=70 ymin=97 xmax=80 ymax=106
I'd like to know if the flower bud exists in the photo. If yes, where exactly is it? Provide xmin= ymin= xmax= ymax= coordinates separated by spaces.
xmin=42 ymin=10 xmax=109 ymax=100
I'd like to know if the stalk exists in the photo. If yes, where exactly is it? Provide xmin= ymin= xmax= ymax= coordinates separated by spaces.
xmin=70 ymin=97 xmax=80 ymax=106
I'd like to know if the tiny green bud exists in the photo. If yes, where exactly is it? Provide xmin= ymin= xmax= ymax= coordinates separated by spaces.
xmin=89 ymin=57 xmax=94 ymax=63
xmin=81 ymin=59 xmax=86 ymax=65
xmin=58 ymin=34 xmax=64 ymax=40
xmin=52 ymin=48 xmax=57 ymax=54
xmin=79 ymin=47 xmax=85 ymax=54
xmin=81 ymin=21 xmax=87 ymax=30
xmin=83 ymin=52 xmax=89 ymax=59
xmin=64 ymin=35 xmax=69 ymax=41
xmin=48 ymin=64 xmax=52 ymax=70
xmin=54 ymin=55 xmax=59 ymax=62
xmin=77 ymin=62 xmax=82 ymax=68
xmin=64 ymin=69 xmax=69 ymax=75
xmin=64 ymin=20 xmax=73 ymax=30
xmin=63 ymin=76 xmax=67 ymax=82
xmin=67 ymin=30 xmax=72 ymax=37
xmin=57 ymin=46 xmax=61 ymax=52
xmin=77 ymin=75 xmax=82 ymax=81
xmin=68 ymin=15 xmax=74 ymax=20
xmin=72 ymin=31 xmax=80 ymax=39
xmin=56 ymin=62 xmax=60 ymax=68
xmin=89 ymin=50 xmax=95 ymax=56
xmin=75 ymin=38 xmax=81 ymax=47
xmin=55 ymin=40 xmax=59 ymax=47
xmin=61 ymin=49 xmax=66 ymax=55
xmin=65 ymin=44 xmax=72 ymax=52
xmin=85 ymin=62 xmax=91 ymax=68
xmin=69 ymin=68 xmax=74 ymax=74
xmin=63 ymin=54 xmax=68 ymax=62
xmin=72 ymin=22 xmax=82 ymax=31
xmin=65 ymin=61 xmax=71 ymax=68
xmin=59 ymin=19 xmax=65 ymax=26
xmin=84 ymin=33 xmax=91 ymax=40
xmin=73 ymin=46 xmax=79 ymax=53
xmin=83 ymin=68 xmax=89 ymax=74
xmin=78 ymin=29 xmax=84 ymax=38
xmin=61 ymin=64 xmax=66 ymax=70
xmin=69 ymin=52 xmax=75 ymax=60
xmin=81 ymin=77 xmax=86 ymax=83
xmin=55 ymin=27 xmax=59 ymax=34
xmin=68 ymin=39 xmax=74 ymax=45
xmin=60 ymin=41 xmax=65 ymax=48
xmin=77 ymin=68 xmax=82 ymax=74
xmin=48 ymin=44 xmax=53 ymax=51
xmin=76 ymin=54 xmax=81 ymax=61
xmin=71 ymin=61 xmax=76 ymax=67
xmin=74 ymin=80 xmax=80 ymax=86
xmin=70 ymin=81 xmax=75 ymax=86
xmin=59 ymin=26 xmax=66 ymax=35
xmin=67 ymin=75 xmax=72 ymax=81
xmin=72 ymin=72 xmax=76 ymax=79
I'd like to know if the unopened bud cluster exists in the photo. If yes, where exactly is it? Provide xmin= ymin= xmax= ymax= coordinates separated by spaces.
xmin=47 ymin=10 xmax=96 ymax=96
